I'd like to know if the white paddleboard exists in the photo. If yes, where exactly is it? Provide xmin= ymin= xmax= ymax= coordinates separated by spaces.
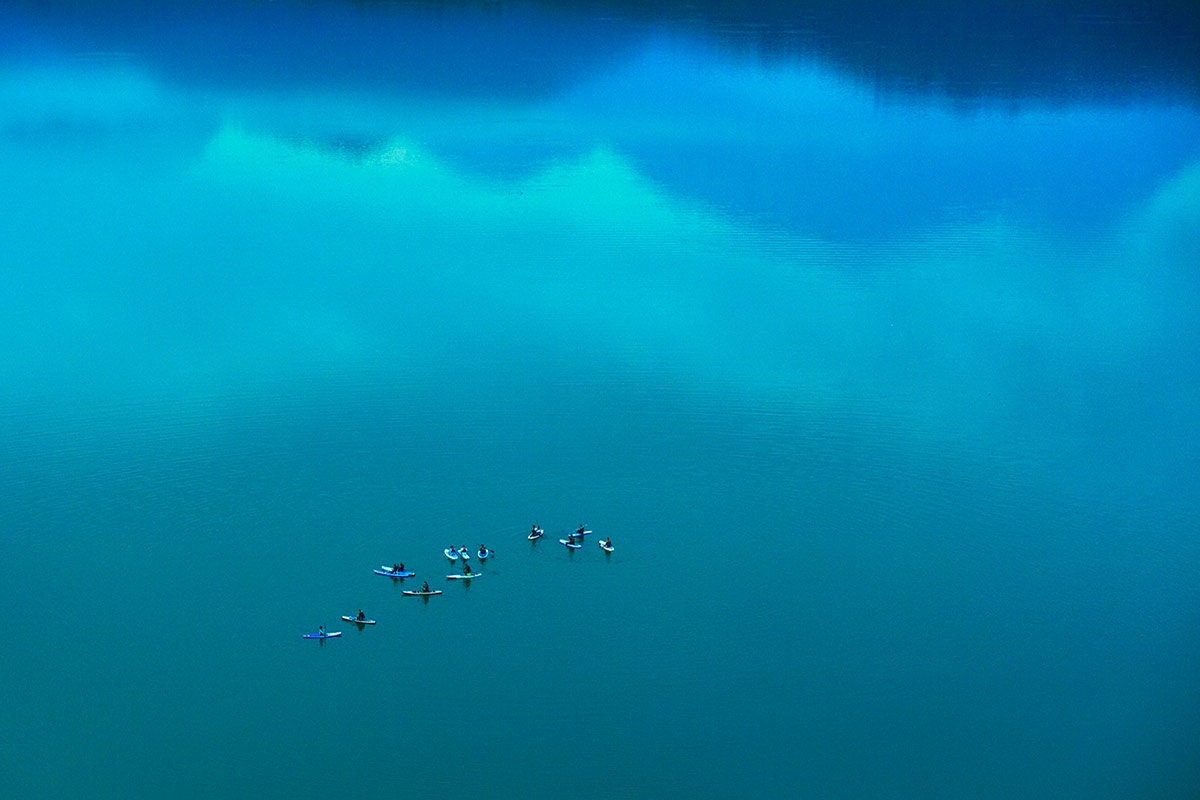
xmin=375 ymin=567 xmax=416 ymax=578
xmin=341 ymin=615 xmax=377 ymax=625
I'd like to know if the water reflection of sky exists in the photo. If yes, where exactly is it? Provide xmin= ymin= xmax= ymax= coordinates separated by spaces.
xmin=5 ymin=1 xmax=1198 ymax=237
xmin=2 ymin=1 xmax=1198 ymax=457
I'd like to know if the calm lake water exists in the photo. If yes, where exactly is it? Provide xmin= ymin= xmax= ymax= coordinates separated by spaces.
xmin=2 ymin=2 xmax=1199 ymax=798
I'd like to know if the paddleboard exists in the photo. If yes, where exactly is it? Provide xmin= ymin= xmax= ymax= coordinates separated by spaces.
xmin=458 ymin=548 xmax=470 ymax=560
xmin=573 ymin=529 xmax=593 ymax=537
xmin=444 ymin=548 xmax=459 ymax=561
xmin=559 ymin=539 xmax=582 ymax=549
xmin=402 ymin=590 xmax=442 ymax=596
xmin=374 ymin=567 xmax=416 ymax=578
xmin=477 ymin=548 xmax=493 ymax=559
xmin=341 ymin=616 xmax=377 ymax=625
xmin=599 ymin=541 xmax=614 ymax=552
xmin=303 ymin=632 xmax=342 ymax=639
xmin=528 ymin=528 xmax=544 ymax=540
xmin=446 ymin=573 xmax=478 ymax=580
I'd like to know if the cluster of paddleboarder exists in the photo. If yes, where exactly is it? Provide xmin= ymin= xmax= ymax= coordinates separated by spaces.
xmin=532 ymin=523 xmax=615 ymax=552
xmin=303 ymin=523 xmax=615 ymax=639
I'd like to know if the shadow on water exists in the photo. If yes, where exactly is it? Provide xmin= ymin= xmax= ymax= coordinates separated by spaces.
xmin=9 ymin=0 xmax=1199 ymax=104
xmin=549 ymin=0 xmax=1200 ymax=104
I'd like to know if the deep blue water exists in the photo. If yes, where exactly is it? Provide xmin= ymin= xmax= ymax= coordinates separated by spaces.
xmin=2 ymin=2 xmax=1199 ymax=798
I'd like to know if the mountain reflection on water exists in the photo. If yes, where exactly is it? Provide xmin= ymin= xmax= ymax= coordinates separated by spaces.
xmin=5 ymin=0 xmax=1199 ymax=105
xmin=6 ymin=0 xmax=1196 ymax=246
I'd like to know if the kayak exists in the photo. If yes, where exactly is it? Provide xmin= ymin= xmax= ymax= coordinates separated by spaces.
xmin=444 ymin=548 xmax=459 ymax=561
xmin=573 ymin=529 xmax=593 ymax=537
xmin=374 ymin=567 xmax=416 ymax=578
xmin=528 ymin=527 xmax=545 ymax=540
xmin=599 ymin=540 xmax=614 ymax=552
xmin=477 ymin=548 xmax=493 ymax=559
xmin=402 ymin=590 xmax=442 ymax=596
xmin=341 ymin=615 xmax=377 ymax=625
xmin=446 ymin=573 xmax=478 ymax=580
xmin=559 ymin=539 xmax=582 ymax=550
xmin=458 ymin=547 xmax=471 ymax=560
xmin=303 ymin=632 xmax=342 ymax=639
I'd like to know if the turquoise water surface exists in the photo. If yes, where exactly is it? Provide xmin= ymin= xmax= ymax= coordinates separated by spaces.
xmin=2 ymin=2 xmax=1199 ymax=798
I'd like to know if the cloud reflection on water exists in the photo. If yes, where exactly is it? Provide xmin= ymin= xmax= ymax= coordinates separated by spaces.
xmin=0 ymin=3 xmax=1197 ymax=483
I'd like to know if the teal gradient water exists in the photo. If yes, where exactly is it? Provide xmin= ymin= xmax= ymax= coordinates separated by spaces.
xmin=2 ymin=3 xmax=1199 ymax=798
